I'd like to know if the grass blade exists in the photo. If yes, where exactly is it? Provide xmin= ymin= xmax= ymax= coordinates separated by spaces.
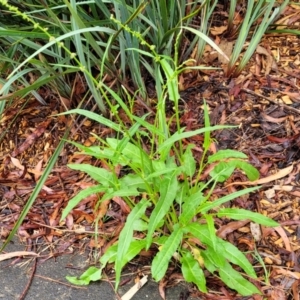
xmin=0 ymin=128 xmax=70 ymax=251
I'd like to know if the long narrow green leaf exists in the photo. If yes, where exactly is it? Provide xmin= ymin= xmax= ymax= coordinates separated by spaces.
xmin=179 ymin=190 xmax=204 ymax=225
xmin=199 ymin=186 xmax=260 ymax=213
xmin=181 ymin=144 xmax=196 ymax=177
xmin=158 ymin=125 xmax=235 ymax=153
xmin=68 ymin=164 xmax=115 ymax=187
xmin=217 ymin=208 xmax=278 ymax=227
xmin=0 ymin=29 xmax=51 ymax=38
xmin=146 ymin=170 xmax=179 ymax=249
xmin=58 ymin=109 xmax=121 ymax=131
xmin=187 ymin=223 xmax=213 ymax=248
xmin=0 ymin=129 xmax=70 ymax=251
xmin=216 ymin=238 xmax=257 ymax=278
xmin=208 ymin=150 xmax=248 ymax=163
xmin=66 ymin=266 xmax=102 ymax=285
xmin=181 ymin=26 xmax=229 ymax=61
xmin=106 ymin=139 xmax=153 ymax=175
xmin=7 ymin=27 xmax=115 ymax=80
xmin=204 ymin=214 xmax=216 ymax=251
xmin=60 ymin=185 xmax=107 ymax=221
xmin=151 ymin=224 xmax=184 ymax=281
xmin=202 ymin=246 xmax=226 ymax=268
xmin=115 ymin=199 xmax=151 ymax=289
xmin=219 ymin=261 xmax=261 ymax=296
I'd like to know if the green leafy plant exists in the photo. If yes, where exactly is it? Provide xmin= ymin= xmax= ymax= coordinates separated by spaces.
xmin=55 ymin=11 xmax=279 ymax=296
xmin=58 ymin=103 xmax=277 ymax=296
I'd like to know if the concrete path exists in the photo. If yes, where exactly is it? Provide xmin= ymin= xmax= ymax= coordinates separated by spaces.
xmin=0 ymin=240 xmax=199 ymax=300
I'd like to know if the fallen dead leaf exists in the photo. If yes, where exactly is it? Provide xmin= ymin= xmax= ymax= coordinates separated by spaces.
xmin=0 ymin=251 xmax=39 ymax=261
xmin=274 ymin=226 xmax=292 ymax=252
xmin=218 ymin=40 xmax=233 ymax=65
xmin=250 ymin=222 xmax=262 ymax=241
xmin=217 ymin=220 xmax=250 ymax=239
xmin=261 ymin=112 xmax=287 ymax=123
xmin=256 ymin=45 xmax=276 ymax=75
xmin=227 ymin=164 xmax=293 ymax=186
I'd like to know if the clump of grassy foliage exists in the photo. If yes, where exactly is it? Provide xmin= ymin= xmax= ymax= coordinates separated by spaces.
xmin=0 ymin=0 xmax=290 ymax=296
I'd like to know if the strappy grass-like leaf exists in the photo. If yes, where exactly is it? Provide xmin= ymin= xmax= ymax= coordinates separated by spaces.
xmin=0 ymin=128 xmax=70 ymax=251
xmin=58 ymin=109 xmax=121 ymax=132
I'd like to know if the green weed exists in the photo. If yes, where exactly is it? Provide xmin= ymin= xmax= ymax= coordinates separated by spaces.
xmin=57 ymin=27 xmax=278 ymax=292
